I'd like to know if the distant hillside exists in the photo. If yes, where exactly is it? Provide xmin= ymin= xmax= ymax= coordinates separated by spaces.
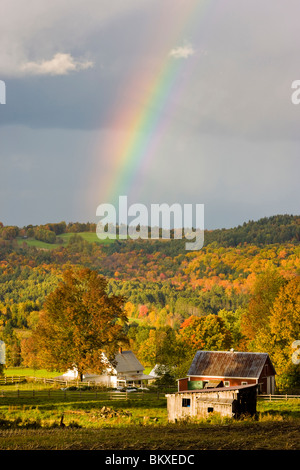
xmin=0 ymin=213 xmax=299 ymax=339
xmin=0 ymin=214 xmax=299 ymax=255
xmin=95 ymin=214 xmax=300 ymax=256
xmin=203 ymin=214 xmax=299 ymax=247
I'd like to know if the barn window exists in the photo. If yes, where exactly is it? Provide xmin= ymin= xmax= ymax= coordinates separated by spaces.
xmin=207 ymin=407 xmax=214 ymax=413
xmin=242 ymin=381 xmax=248 ymax=385
xmin=224 ymin=381 xmax=230 ymax=387
xmin=182 ymin=398 xmax=191 ymax=408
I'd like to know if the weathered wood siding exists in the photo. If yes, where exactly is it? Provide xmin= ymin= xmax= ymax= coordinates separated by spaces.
xmin=167 ymin=385 xmax=257 ymax=422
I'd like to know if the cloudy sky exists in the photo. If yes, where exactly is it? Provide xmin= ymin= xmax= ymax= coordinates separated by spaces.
xmin=0 ymin=0 xmax=299 ymax=230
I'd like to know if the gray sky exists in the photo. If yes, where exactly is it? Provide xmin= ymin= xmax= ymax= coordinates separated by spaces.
xmin=0 ymin=0 xmax=299 ymax=229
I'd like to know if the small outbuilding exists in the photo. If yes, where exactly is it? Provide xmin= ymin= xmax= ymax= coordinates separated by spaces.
xmin=178 ymin=350 xmax=276 ymax=394
xmin=166 ymin=384 xmax=258 ymax=422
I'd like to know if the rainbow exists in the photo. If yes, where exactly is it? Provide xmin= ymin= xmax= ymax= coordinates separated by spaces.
xmin=90 ymin=0 xmax=212 ymax=210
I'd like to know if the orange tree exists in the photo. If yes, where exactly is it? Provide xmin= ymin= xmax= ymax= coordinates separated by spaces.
xmin=25 ymin=267 xmax=128 ymax=380
xmin=171 ymin=314 xmax=232 ymax=379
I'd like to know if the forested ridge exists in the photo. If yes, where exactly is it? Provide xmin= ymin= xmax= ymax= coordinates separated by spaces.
xmin=0 ymin=214 xmax=299 ymax=390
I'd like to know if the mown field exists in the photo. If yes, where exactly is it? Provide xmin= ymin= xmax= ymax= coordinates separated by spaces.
xmin=0 ymin=378 xmax=299 ymax=450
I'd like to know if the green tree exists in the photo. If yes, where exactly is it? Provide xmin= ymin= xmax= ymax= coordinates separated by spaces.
xmin=28 ymin=268 xmax=128 ymax=380
xmin=218 ymin=307 xmax=246 ymax=349
xmin=153 ymin=364 xmax=176 ymax=388
xmin=179 ymin=314 xmax=232 ymax=353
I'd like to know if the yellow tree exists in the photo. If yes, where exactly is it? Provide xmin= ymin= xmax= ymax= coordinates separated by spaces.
xmin=269 ymin=276 xmax=300 ymax=390
xmin=241 ymin=268 xmax=286 ymax=351
xmin=137 ymin=329 xmax=157 ymax=366
xmin=28 ymin=267 xmax=128 ymax=380
xmin=124 ymin=301 xmax=136 ymax=318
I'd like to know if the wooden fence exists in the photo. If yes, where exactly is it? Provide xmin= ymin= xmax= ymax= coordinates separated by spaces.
xmin=0 ymin=389 xmax=105 ymax=399
xmin=3 ymin=377 xmax=298 ymax=402
xmin=28 ymin=376 xmax=98 ymax=388
xmin=109 ymin=391 xmax=144 ymax=400
xmin=0 ymin=375 xmax=168 ymax=401
xmin=0 ymin=388 xmax=152 ymax=400
xmin=0 ymin=375 xmax=108 ymax=389
xmin=259 ymin=394 xmax=300 ymax=401
xmin=0 ymin=375 xmax=80 ymax=388
xmin=0 ymin=376 xmax=26 ymax=385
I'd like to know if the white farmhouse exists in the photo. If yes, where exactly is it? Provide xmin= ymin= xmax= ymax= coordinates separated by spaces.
xmin=61 ymin=349 xmax=153 ymax=388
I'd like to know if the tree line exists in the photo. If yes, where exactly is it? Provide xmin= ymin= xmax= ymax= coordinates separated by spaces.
xmin=0 ymin=214 xmax=299 ymax=246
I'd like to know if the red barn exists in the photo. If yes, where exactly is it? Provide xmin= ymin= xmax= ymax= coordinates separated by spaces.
xmin=178 ymin=350 xmax=276 ymax=394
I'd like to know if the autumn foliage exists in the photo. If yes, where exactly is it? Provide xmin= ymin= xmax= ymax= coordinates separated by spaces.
xmin=25 ymin=268 xmax=128 ymax=379
xmin=269 ymin=276 xmax=300 ymax=389
xmin=0 ymin=215 xmax=299 ymax=390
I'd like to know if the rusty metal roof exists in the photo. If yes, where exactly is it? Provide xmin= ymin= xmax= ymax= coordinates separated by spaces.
xmin=188 ymin=351 xmax=272 ymax=378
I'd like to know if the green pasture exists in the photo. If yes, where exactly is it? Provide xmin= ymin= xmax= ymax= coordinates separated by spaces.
xmin=0 ymin=369 xmax=299 ymax=449
xmin=16 ymin=232 xmax=115 ymax=250
xmin=4 ymin=368 xmax=63 ymax=378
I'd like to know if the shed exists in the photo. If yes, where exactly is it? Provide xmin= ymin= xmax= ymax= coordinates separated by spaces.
xmin=166 ymin=384 xmax=258 ymax=422
xmin=178 ymin=350 xmax=276 ymax=394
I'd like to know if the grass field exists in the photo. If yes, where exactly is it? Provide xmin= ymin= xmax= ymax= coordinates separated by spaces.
xmin=5 ymin=368 xmax=63 ymax=378
xmin=16 ymin=232 xmax=115 ymax=250
xmin=0 ymin=375 xmax=299 ymax=450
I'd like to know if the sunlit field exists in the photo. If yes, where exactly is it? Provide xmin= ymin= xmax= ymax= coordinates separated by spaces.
xmin=0 ymin=372 xmax=299 ymax=450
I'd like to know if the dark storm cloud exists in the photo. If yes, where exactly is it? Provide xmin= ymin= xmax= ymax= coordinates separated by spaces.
xmin=0 ymin=0 xmax=299 ymax=228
